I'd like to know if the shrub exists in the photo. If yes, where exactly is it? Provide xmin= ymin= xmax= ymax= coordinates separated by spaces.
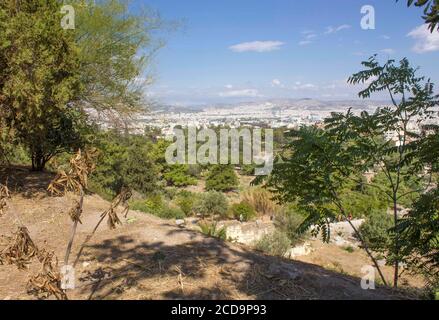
xmin=358 ymin=210 xmax=393 ymax=252
xmin=175 ymin=191 xmax=197 ymax=216
xmin=254 ymin=231 xmax=291 ymax=257
xmin=205 ymin=165 xmax=238 ymax=192
xmin=158 ymin=206 xmax=186 ymax=220
xmin=90 ymin=132 xmax=159 ymax=197
xmin=241 ymin=188 xmax=278 ymax=216
xmin=343 ymin=246 xmax=355 ymax=253
xmin=274 ymin=207 xmax=307 ymax=246
xmin=229 ymin=202 xmax=256 ymax=222
xmin=163 ymin=164 xmax=198 ymax=187
xmin=130 ymin=194 xmax=164 ymax=215
xmin=194 ymin=191 xmax=229 ymax=218
xmin=131 ymin=197 xmax=186 ymax=220
xmin=199 ymin=221 xmax=227 ymax=240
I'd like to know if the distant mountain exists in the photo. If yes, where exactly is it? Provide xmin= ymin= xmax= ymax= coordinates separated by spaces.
xmin=150 ymin=98 xmax=391 ymax=113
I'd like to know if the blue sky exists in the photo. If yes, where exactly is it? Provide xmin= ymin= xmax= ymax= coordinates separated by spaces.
xmin=133 ymin=0 xmax=439 ymax=106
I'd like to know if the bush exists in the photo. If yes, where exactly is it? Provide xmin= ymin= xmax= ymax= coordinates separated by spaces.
xmin=163 ymin=164 xmax=198 ymax=187
xmin=199 ymin=221 xmax=227 ymax=240
xmin=241 ymin=188 xmax=278 ymax=216
xmin=358 ymin=210 xmax=393 ymax=252
xmin=175 ymin=191 xmax=198 ymax=216
xmin=229 ymin=202 xmax=256 ymax=222
xmin=158 ymin=206 xmax=186 ymax=220
xmin=254 ymin=231 xmax=291 ymax=257
xmin=205 ymin=165 xmax=238 ymax=192
xmin=274 ymin=207 xmax=307 ymax=246
xmin=90 ymin=132 xmax=159 ymax=197
xmin=195 ymin=191 xmax=229 ymax=218
xmin=131 ymin=196 xmax=186 ymax=220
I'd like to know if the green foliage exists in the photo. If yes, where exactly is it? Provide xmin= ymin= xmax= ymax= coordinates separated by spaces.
xmin=198 ymin=221 xmax=227 ymax=240
xmin=343 ymin=246 xmax=355 ymax=253
xmin=90 ymin=132 xmax=159 ymax=197
xmin=205 ymin=165 xmax=238 ymax=192
xmin=261 ymin=56 xmax=438 ymax=287
xmin=130 ymin=195 xmax=185 ymax=220
xmin=195 ymin=191 xmax=229 ymax=218
xmin=0 ymin=0 xmax=83 ymax=170
xmin=274 ymin=207 xmax=307 ymax=246
xmin=163 ymin=164 xmax=198 ymax=187
xmin=131 ymin=194 xmax=163 ymax=213
xmin=229 ymin=202 xmax=256 ymax=222
xmin=72 ymin=0 xmax=166 ymax=116
xmin=158 ymin=206 xmax=185 ymax=220
xmin=254 ymin=231 xmax=291 ymax=257
xmin=400 ymin=0 xmax=439 ymax=32
xmin=175 ymin=191 xmax=198 ymax=216
xmin=397 ymin=188 xmax=439 ymax=290
xmin=358 ymin=211 xmax=394 ymax=253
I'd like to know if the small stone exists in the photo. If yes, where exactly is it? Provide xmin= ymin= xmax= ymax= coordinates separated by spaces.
xmin=82 ymin=261 xmax=91 ymax=268
xmin=176 ymin=219 xmax=185 ymax=226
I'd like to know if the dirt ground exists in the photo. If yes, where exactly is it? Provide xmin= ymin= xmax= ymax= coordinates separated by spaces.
xmin=0 ymin=167 xmax=421 ymax=300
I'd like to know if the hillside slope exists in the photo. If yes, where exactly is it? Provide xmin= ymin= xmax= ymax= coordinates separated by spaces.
xmin=0 ymin=169 xmax=411 ymax=300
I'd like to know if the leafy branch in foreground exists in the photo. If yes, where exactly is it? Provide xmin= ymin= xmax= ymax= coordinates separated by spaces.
xmin=400 ymin=0 xmax=439 ymax=32
xmin=262 ymin=56 xmax=438 ymax=288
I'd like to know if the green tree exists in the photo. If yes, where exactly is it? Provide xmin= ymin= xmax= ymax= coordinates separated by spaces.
xmin=90 ymin=132 xmax=159 ymax=197
xmin=163 ymin=165 xmax=198 ymax=187
xmin=0 ymin=0 xmax=166 ymax=170
xmin=397 ymin=124 xmax=439 ymax=295
xmin=72 ymin=0 xmax=166 ymax=119
xmin=195 ymin=191 xmax=229 ymax=219
xmin=0 ymin=0 xmax=82 ymax=170
xmin=205 ymin=165 xmax=238 ymax=192
xmin=262 ymin=56 xmax=438 ymax=287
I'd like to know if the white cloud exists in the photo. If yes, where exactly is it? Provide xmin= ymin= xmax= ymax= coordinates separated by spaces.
xmin=298 ymin=40 xmax=312 ymax=46
xmin=380 ymin=35 xmax=391 ymax=40
xmin=407 ymin=24 xmax=439 ymax=53
xmin=292 ymin=83 xmax=318 ymax=90
xmin=225 ymin=84 xmax=233 ymax=89
xmin=324 ymin=24 xmax=351 ymax=34
xmin=219 ymin=89 xmax=263 ymax=98
xmin=271 ymin=79 xmax=285 ymax=88
xmin=229 ymin=41 xmax=285 ymax=53
xmin=380 ymin=48 xmax=396 ymax=55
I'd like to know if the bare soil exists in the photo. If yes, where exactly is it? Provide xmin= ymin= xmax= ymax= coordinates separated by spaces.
xmin=0 ymin=168 xmax=420 ymax=300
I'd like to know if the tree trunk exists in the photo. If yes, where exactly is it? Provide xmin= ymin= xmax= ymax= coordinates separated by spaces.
xmin=393 ymin=201 xmax=399 ymax=288
xmin=31 ymin=148 xmax=47 ymax=171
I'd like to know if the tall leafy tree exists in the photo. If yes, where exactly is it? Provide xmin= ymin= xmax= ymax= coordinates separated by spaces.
xmin=0 ymin=0 xmax=82 ymax=170
xmin=263 ymin=56 xmax=438 ymax=287
xmin=72 ymin=0 xmax=166 ymax=122
xmin=0 ymin=0 xmax=166 ymax=170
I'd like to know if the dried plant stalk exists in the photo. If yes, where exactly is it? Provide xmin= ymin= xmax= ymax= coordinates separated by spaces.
xmin=102 ymin=187 xmax=132 ymax=230
xmin=0 ymin=226 xmax=66 ymax=299
xmin=73 ymin=188 xmax=132 ymax=267
xmin=0 ymin=227 xmax=39 ymax=269
xmin=48 ymin=149 xmax=98 ymax=196
xmin=27 ymin=250 xmax=67 ymax=300
xmin=0 ymin=184 xmax=10 ymax=217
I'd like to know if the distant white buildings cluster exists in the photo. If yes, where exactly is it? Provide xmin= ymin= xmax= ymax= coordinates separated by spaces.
xmin=96 ymin=100 xmax=439 ymax=142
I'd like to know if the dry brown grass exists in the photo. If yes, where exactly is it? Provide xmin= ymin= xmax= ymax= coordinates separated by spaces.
xmin=241 ymin=187 xmax=279 ymax=216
